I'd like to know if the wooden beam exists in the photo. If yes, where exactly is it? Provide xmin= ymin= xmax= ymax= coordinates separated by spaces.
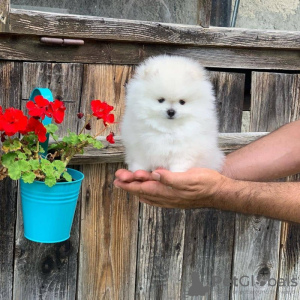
xmin=1 ymin=35 xmax=300 ymax=70
xmin=65 ymin=132 xmax=268 ymax=165
xmin=0 ymin=0 xmax=9 ymax=32
xmin=198 ymin=0 xmax=212 ymax=27
xmin=7 ymin=9 xmax=300 ymax=50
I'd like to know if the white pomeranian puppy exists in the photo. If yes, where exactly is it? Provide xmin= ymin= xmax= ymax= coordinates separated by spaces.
xmin=121 ymin=55 xmax=224 ymax=172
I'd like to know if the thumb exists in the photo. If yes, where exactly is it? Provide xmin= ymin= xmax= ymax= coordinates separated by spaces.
xmin=151 ymin=169 xmax=179 ymax=187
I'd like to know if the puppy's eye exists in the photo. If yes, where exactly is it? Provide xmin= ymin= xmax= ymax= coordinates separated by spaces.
xmin=158 ymin=98 xmax=165 ymax=103
xmin=179 ymin=99 xmax=185 ymax=105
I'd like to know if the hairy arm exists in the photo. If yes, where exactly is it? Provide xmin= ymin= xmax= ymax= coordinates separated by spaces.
xmin=222 ymin=119 xmax=300 ymax=181
xmin=114 ymin=120 xmax=300 ymax=223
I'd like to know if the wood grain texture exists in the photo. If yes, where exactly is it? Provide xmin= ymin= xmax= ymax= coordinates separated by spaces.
xmin=136 ymin=206 xmax=185 ymax=299
xmin=79 ymin=64 xmax=133 ymax=136
xmin=45 ymin=132 xmax=270 ymax=164
xmin=21 ymin=62 xmax=83 ymax=136
xmin=198 ymin=0 xmax=212 ymax=27
xmin=0 ymin=61 xmax=21 ymax=300
xmin=231 ymin=72 xmax=291 ymax=299
xmin=1 ymin=35 xmax=300 ymax=70
xmin=78 ymin=163 xmax=139 ymax=300
xmin=78 ymin=64 xmax=139 ymax=299
xmin=0 ymin=0 xmax=9 ymax=32
xmin=268 ymin=74 xmax=300 ymax=300
xmin=209 ymin=71 xmax=245 ymax=133
xmin=181 ymin=71 xmax=244 ymax=300
xmin=8 ymin=9 xmax=300 ymax=50
xmin=181 ymin=210 xmax=235 ymax=299
xmin=13 ymin=63 xmax=83 ymax=299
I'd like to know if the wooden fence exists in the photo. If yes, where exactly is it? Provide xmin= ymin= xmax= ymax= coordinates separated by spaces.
xmin=1 ymin=60 xmax=300 ymax=299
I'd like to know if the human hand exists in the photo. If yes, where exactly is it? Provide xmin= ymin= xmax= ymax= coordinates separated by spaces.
xmin=114 ymin=168 xmax=228 ymax=209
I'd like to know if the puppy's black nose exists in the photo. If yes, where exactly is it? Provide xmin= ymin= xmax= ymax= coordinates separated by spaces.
xmin=167 ymin=109 xmax=176 ymax=118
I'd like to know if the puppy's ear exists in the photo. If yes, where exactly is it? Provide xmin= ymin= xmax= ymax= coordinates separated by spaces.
xmin=135 ymin=63 xmax=159 ymax=80
xmin=189 ymin=67 xmax=205 ymax=80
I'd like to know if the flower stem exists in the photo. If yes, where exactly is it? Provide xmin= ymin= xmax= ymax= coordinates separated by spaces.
xmin=34 ymin=140 xmax=39 ymax=160
xmin=79 ymin=114 xmax=92 ymax=134
xmin=93 ymin=125 xmax=110 ymax=138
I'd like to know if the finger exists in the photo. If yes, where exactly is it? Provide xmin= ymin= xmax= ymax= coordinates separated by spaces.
xmin=133 ymin=170 xmax=153 ymax=182
xmin=115 ymin=169 xmax=135 ymax=182
xmin=114 ymin=179 xmax=175 ymax=198
xmin=151 ymin=169 xmax=192 ymax=188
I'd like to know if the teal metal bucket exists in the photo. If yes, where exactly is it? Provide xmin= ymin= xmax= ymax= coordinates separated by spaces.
xmin=20 ymin=168 xmax=84 ymax=243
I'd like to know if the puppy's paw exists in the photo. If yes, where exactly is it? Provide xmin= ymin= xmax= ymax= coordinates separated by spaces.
xmin=128 ymin=162 xmax=150 ymax=172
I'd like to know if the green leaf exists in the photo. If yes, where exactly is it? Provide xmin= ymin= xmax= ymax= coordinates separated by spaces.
xmin=40 ymin=158 xmax=52 ymax=175
xmin=11 ymin=140 xmax=22 ymax=151
xmin=2 ymin=140 xmax=11 ymax=152
xmin=39 ymin=146 xmax=45 ymax=153
xmin=63 ymin=171 xmax=72 ymax=182
xmin=16 ymin=151 xmax=27 ymax=160
xmin=52 ymin=134 xmax=59 ymax=141
xmin=45 ymin=124 xmax=58 ymax=135
xmin=28 ymin=159 xmax=40 ymax=170
xmin=52 ymin=160 xmax=65 ymax=174
xmin=63 ymin=132 xmax=79 ymax=145
xmin=48 ymin=144 xmax=58 ymax=150
xmin=45 ymin=176 xmax=57 ymax=187
xmin=8 ymin=162 xmax=21 ymax=180
xmin=23 ymin=147 xmax=32 ymax=155
xmin=1 ymin=153 xmax=18 ymax=167
xmin=22 ymin=171 xmax=36 ymax=183
xmin=93 ymin=140 xmax=103 ymax=149
xmin=2 ymin=139 xmax=22 ymax=152
xmin=17 ymin=160 xmax=31 ymax=172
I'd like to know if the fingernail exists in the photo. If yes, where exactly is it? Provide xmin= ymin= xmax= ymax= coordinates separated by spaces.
xmin=113 ymin=180 xmax=120 ymax=189
xmin=152 ymin=172 xmax=160 ymax=181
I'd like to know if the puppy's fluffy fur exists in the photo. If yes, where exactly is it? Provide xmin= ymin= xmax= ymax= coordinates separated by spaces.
xmin=121 ymin=55 xmax=224 ymax=172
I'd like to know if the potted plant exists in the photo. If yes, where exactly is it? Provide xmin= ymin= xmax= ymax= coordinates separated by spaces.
xmin=0 ymin=88 xmax=115 ymax=243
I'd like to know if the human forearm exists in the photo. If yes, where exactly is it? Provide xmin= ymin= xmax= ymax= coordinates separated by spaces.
xmin=222 ymin=120 xmax=300 ymax=181
xmin=214 ymin=178 xmax=300 ymax=223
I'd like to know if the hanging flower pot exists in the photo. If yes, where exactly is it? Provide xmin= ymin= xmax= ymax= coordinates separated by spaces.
xmin=0 ymin=87 xmax=116 ymax=243
xmin=20 ymin=168 xmax=84 ymax=243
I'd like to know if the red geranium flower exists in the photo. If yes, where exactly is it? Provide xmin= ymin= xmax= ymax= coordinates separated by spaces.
xmin=106 ymin=132 xmax=115 ymax=144
xmin=26 ymin=95 xmax=49 ymax=120
xmin=91 ymin=100 xmax=114 ymax=125
xmin=0 ymin=108 xmax=28 ymax=136
xmin=46 ymin=99 xmax=66 ymax=124
xmin=26 ymin=117 xmax=47 ymax=142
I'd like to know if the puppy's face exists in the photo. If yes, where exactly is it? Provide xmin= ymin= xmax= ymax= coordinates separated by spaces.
xmin=126 ymin=57 xmax=214 ymax=131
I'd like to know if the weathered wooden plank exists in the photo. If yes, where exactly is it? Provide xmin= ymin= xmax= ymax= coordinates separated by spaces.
xmin=136 ymin=206 xmax=185 ymax=299
xmin=56 ymin=132 xmax=269 ymax=165
xmin=8 ymin=9 xmax=300 ymax=50
xmin=209 ymin=71 xmax=245 ymax=133
xmin=181 ymin=71 xmax=244 ymax=299
xmin=274 ymin=74 xmax=300 ymax=300
xmin=78 ymin=64 xmax=139 ymax=299
xmin=181 ymin=210 xmax=235 ymax=299
xmin=231 ymin=72 xmax=290 ymax=299
xmin=1 ymin=35 xmax=300 ymax=70
xmin=79 ymin=64 xmax=133 ymax=136
xmin=21 ymin=62 xmax=83 ymax=136
xmin=13 ymin=63 xmax=83 ymax=300
xmin=78 ymin=163 xmax=139 ymax=300
xmin=0 ymin=0 xmax=9 ymax=32
xmin=0 ymin=61 xmax=21 ymax=300
xmin=198 ymin=0 xmax=212 ymax=27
